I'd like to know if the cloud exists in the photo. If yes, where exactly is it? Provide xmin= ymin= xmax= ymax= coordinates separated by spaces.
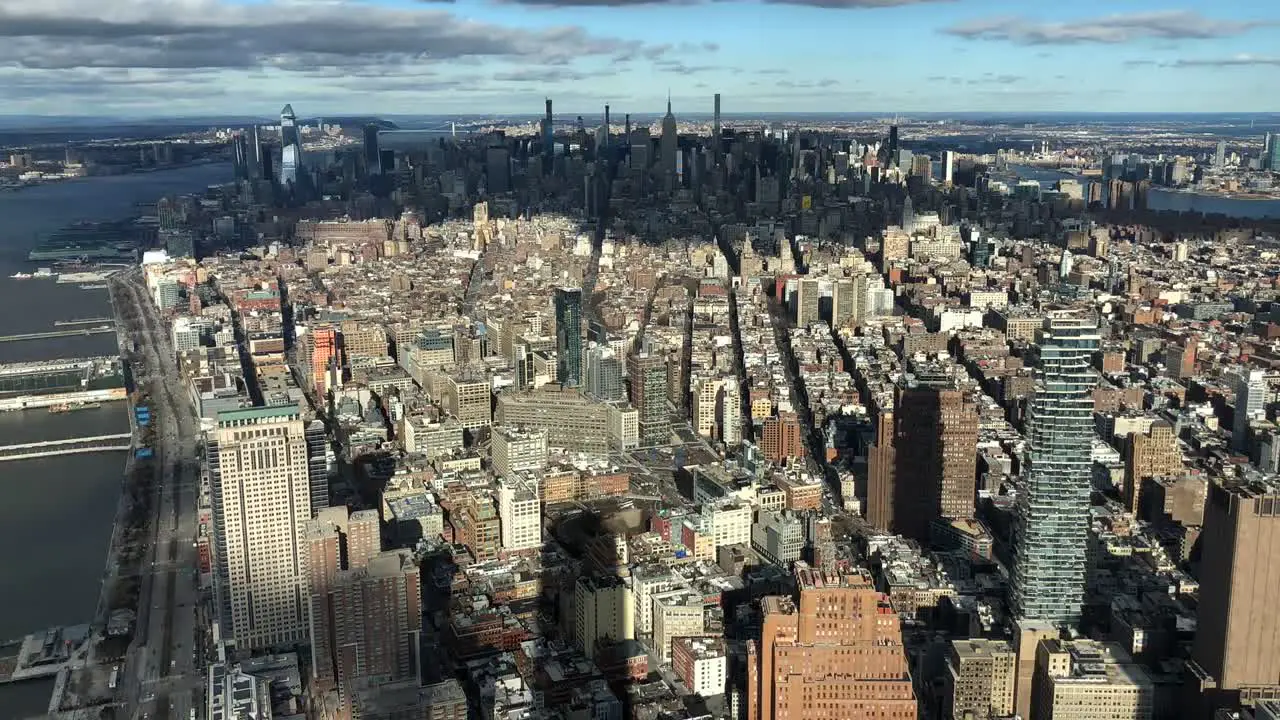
xmin=0 ymin=0 xmax=662 ymax=71
xmin=653 ymin=60 xmax=720 ymax=74
xmin=1125 ymin=54 xmax=1280 ymax=68
xmin=777 ymin=79 xmax=840 ymax=88
xmin=927 ymin=73 xmax=1025 ymax=85
xmin=943 ymin=11 xmax=1272 ymax=45
xmin=496 ymin=0 xmax=949 ymax=8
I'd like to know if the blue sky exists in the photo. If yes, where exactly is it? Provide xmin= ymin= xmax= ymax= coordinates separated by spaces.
xmin=0 ymin=0 xmax=1275 ymax=115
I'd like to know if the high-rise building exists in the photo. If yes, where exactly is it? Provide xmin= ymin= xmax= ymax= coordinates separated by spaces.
xmin=947 ymin=638 xmax=1016 ymax=720
xmin=497 ymin=475 xmax=541 ymax=552
xmin=585 ymin=343 xmax=625 ymax=401
xmin=490 ymin=426 xmax=548 ymax=480
xmin=554 ymin=287 xmax=583 ymax=388
xmin=693 ymin=376 xmax=741 ymax=447
xmin=573 ymin=574 xmax=634 ymax=660
xmin=363 ymin=124 xmax=380 ymax=175
xmin=1214 ymin=140 xmax=1227 ymax=167
xmin=866 ymin=405 xmax=897 ymax=531
xmin=832 ymin=277 xmax=860 ymax=328
xmin=1124 ymin=421 xmax=1183 ymax=515
xmin=894 ymin=380 xmax=980 ymax=540
xmin=209 ymin=405 xmax=312 ymax=650
xmin=1032 ymin=640 xmax=1153 ymax=720
xmin=760 ymin=413 xmax=805 ymax=463
xmin=629 ymin=351 xmax=669 ymax=447
xmin=888 ymin=124 xmax=900 ymax=166
xmin=305 ymin=419 xmax=332 ymax=513
xmin=310 ymin=326 xmax=340 ymax=400
xmin=542 ymin=98 xmax=554 ymax=175
xmin=712 ymin=93 xmax=722 ymax=173
xmin=1190 ymin=481 xmax=1280 ymax=710
xmin=1011 ymin=312 xmax=1100 ymax=628
xmin=280 ymin=103 xmax=302 ymax=187
xmin=746 ymin=563 xmax=917 ymax=720
xmin=485 ymin=144 xmax=511 ymax=194
xmin=795 ymin=278 xmax=820 ymax=326
xmin=943 ymin=149 xmax=956 ymax=185
xmin=1231 ymin=368 xmax=1267 ymax=453
xmin=1268 ymin=133 xmax=1280 ymax=172
xmin=660 ymin=96 xmax=678 ymax=191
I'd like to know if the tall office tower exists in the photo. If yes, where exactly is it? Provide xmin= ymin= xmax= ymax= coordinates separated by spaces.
xmin=832 ymin=278 xmax=860 ymax=328
xmin=363 ymin=124 xmax=380 ymax=175
xmin=894 ymin=380 xmax=980 ymax=540
xmin=250 ymin=125 xmax=264 ymax=180
xmin=1190 ymin=481 xmax=1280 ymax=712
xmin=888 ymin=124 xmax=900 ymax=165
xmin=1269 ymin=133 xmax=1280 ymax=172
xmin=491 ymin=426 xmax=549 ymax=480
xmin=542 ymin=98 xmax=554 ymax=175
xmin=1214 ymin=140 xmax=1226 ymax=167
xmin=1123 ymin=421 xmax=1183 ymax=515
xmin=794 ymin=278 xmax=820 ymax=326
xmin=311 ymin=326 xmax=340 ymax=400
xmin=942 ymin=149 xmax=956 ymax=185
xmin=1265 ymin=132 xmax=1274 ymax=170
xmin=279 ymin=103 xmax=302 ymax=187
xmin=1170 ymin=335 xmax=1197 ymax=379
xmin=712 ymin=93 xmax=721 ymax=171
xmin=498 ymin=475 xmax=541 ymax=552
xmin=603 ymin=104 xmax=610 ymax=149
xmin=305 ymin=419 xmax=332 ymax=513
xmin=1011 ymin=313 xmax=1100 ymax=628
xmin=209 ymin=405 xmax=312 ymax=650
xmin=946 ymin=638 xmax=1016 ymax=720
xmin=901 ymin=194 xmax=915 ymax=231
xmin=485 ymin=145 xmax=511 ymax=194
xmin=746 ymin=563 xmax=917 ymax=720
xmin=1231 ymin=367 xmax=1267 ymax=453
xmin=866 ymin=405 xmax=897 ymax=531
xmin=693 ymin=377 xmax=739 ymax=445
xmin=628 ymin=351 xmax=669 ymax=447
xmin=554 ymin=287 xmax=583 ymax=387
xmin=660 ymin=96 xmax=678 ymax=190
xmin=585 ymin=343 xmax=625 ymax=401
xmin=232 ymin=132 xmax=250 ymax=180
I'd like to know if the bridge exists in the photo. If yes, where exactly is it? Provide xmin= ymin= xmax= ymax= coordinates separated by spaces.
xmin=0 ymin=433 xmax=131 ymax=462
xmin=0 ymin=326 xmax=115 ymax=343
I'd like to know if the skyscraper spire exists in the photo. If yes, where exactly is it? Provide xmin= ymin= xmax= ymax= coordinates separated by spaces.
xmin=667 ymin=90 xmax=672 ymax=116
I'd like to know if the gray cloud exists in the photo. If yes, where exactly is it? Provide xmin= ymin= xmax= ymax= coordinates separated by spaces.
xmin=0 ymin=0 xmax=662 ymax=71
xmin=943 ymin=11 xmax=1272 ymax=45
xmin=928 ymin=73 xmax=1025 ymax=85
xmin=653 ymin=60 xmax=721 ymax=74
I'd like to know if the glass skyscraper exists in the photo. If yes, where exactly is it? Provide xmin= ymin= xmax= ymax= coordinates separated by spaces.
xmin=1011 ymin=312 xmax=1100 ymax=628
xmin=555 ymin=287 xmax=583 ymax=388
xmin=279 ymin=103 xmax=302 ymax=187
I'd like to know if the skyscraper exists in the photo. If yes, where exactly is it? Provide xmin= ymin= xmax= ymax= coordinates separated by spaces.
xmin=363 ymin=124 xmax=380 ymax=175
xmin=1231 ymin=367 xmax=1267 ymax=453
xmin=943 ymin=149 xmax=956 ymax=185
xmin=542 ymin=98 xmax=554 ymax=175
xmin=1190 ymin=481 xmax=1280 ymax=711
xmin=712 ymin=93 xmax=722 ymax=173
xmin=279 ymin=103 xmax=302 ymax=187
xmin=554 ymin=287 xmax=583 ymax=388
xmin=1011 ymin=312 xmax=1100 ymax=628
xmin=1214 ymin=140 xmax=1227 ymax=167
xmin=746 ymin=563 xmax=917 ymax=720
xmin=209 ymin=405 xmax=312 ymax=650
xmin=660 ymin=95 xmax=678 ymax=191
xmin=866 ymin=404 xmax=896 ymax=531
xmin=795 ymin=278 xmax=820 ymax=326
xmin=629 ymin=350 xmax=669 ymax=447
xmin=894 ymin=379 xmax=980 ymax=541
xmin=888 ymin=124 xmax=900 ymax=166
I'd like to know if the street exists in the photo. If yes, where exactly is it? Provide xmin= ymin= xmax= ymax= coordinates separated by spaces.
xmin=111 ymin=270 xmax=203 ymax=720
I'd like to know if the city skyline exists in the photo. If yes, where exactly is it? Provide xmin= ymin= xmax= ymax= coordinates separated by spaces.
xmin=0 ymin=0 xmax=1277 ymax=116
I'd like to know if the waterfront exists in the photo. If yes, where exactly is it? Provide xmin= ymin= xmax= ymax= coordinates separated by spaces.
xmin=0 ymin=163 xmax=231 ymax=716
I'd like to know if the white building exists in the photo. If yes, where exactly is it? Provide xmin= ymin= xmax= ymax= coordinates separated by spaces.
xmin=497 ymin=476 xmax=541 ymax=552
xmin=672 ymin=637 xmax=728 ymax=698
xmin=209 ymin=405 xmax=312 ymax=650
xmin=491 ymin=426 xmax=548 ymax=479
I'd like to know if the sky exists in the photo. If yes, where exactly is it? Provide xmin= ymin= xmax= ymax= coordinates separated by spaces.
xmin=0 ymin=0 xmax=1276 ymax=117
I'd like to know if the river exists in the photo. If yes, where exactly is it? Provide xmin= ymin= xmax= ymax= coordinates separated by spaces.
xmin=0 ymin=163 xmax=231 ymax=717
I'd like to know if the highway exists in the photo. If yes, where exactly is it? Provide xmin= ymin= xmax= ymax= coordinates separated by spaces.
xmin=111 ymin=270 xmax=202 ymax=720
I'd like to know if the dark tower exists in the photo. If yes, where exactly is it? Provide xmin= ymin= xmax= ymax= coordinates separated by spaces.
xmin=543 ymin=98 xmax=554 ymax=175
xmin=604 ymin=104 xmax=611 ymax=149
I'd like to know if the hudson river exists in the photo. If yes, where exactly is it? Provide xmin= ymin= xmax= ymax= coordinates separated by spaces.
xmin=0 ymin=163 xmax=231 ymax=716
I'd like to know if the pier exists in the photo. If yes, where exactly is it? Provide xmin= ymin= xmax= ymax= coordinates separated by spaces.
xmin=0 ymin=433 xmax=131 ymax=462
xmin=0 ymin=326 xmax=115 ymax=343
xmin=53 ymin=318 xmax=115 ymax=327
